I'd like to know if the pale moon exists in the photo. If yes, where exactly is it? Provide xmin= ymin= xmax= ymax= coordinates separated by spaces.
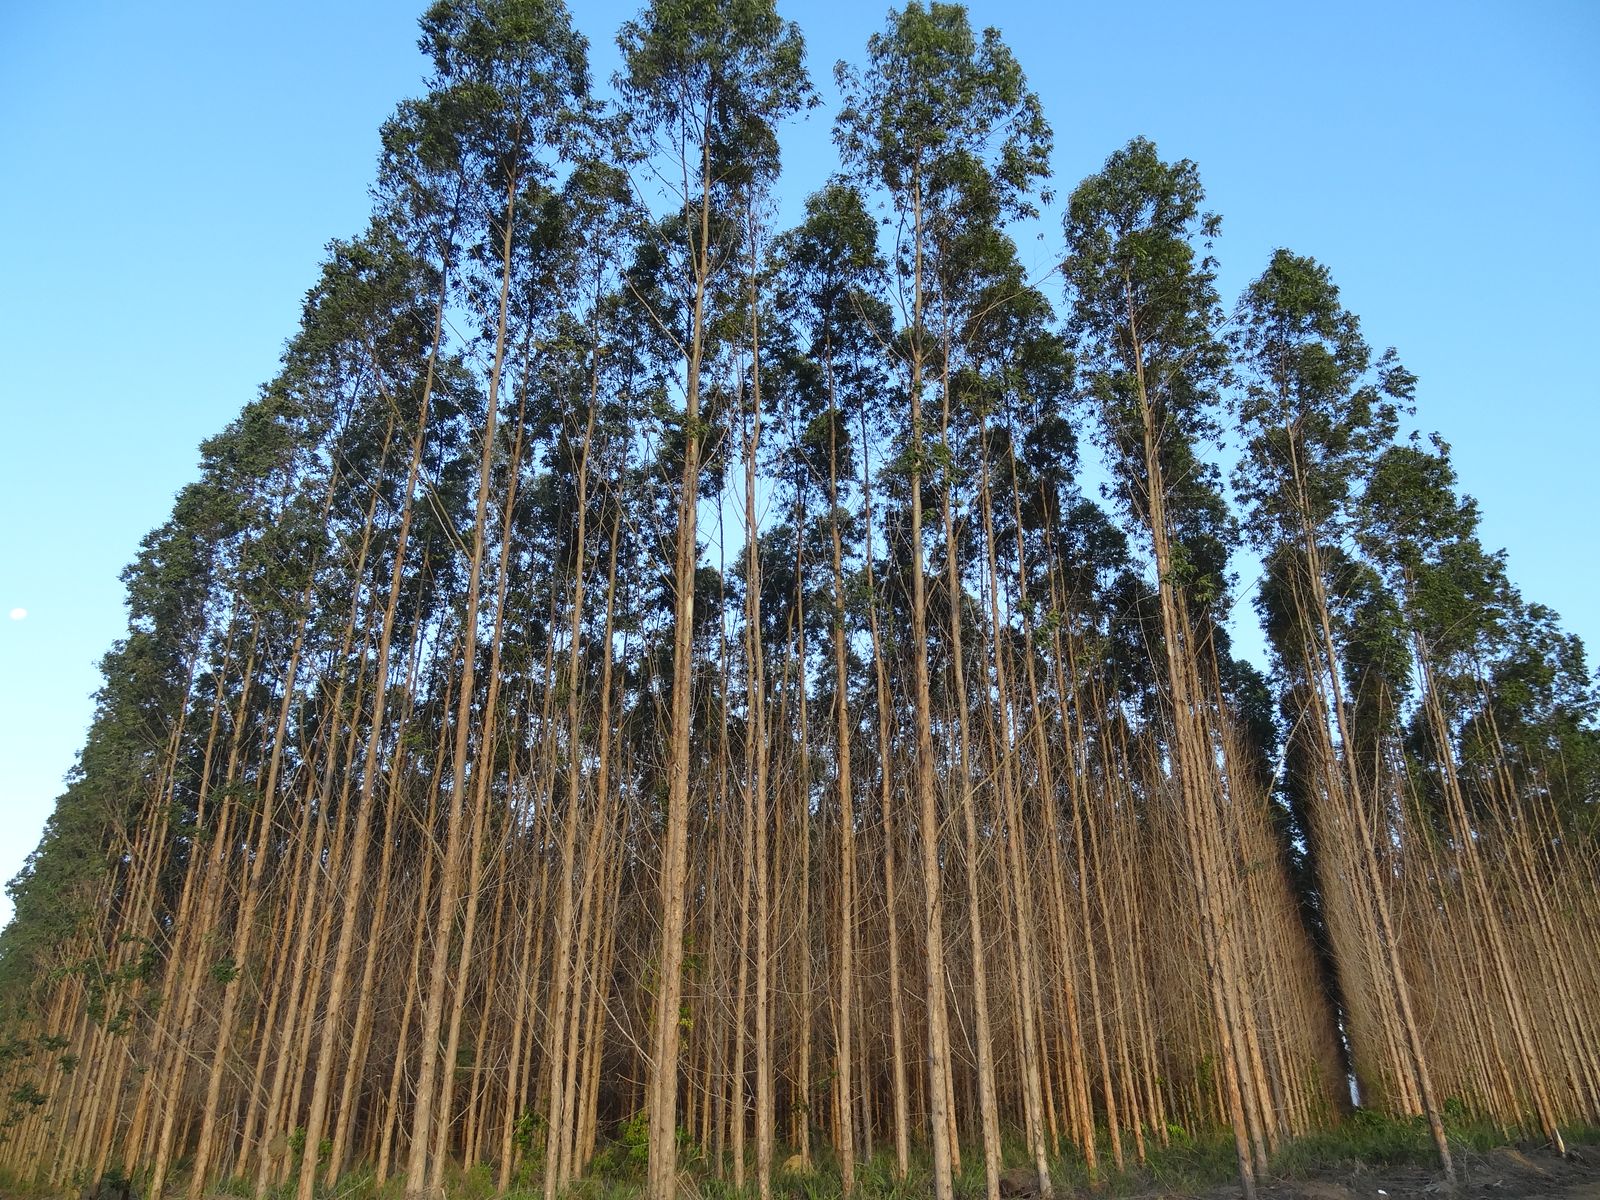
xmin=8 ymin=608 xmax=26 ymax=621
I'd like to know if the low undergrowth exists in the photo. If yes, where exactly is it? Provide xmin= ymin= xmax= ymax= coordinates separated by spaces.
xmin=8 ymin=1114 xmax=1595 ymax=1200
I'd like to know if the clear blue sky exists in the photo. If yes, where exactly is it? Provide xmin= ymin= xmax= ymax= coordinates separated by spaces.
xmin=2 ymin=1 xmax=1596 ymax=928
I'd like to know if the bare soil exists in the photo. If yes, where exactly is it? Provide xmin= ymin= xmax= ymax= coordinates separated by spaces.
xmin=1184 ymin=1142 xmax=1600 ymax=1200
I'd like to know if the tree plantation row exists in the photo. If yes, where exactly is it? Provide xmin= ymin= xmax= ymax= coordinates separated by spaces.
xmin=1 ymin=2 xmax=1595 ymax=1199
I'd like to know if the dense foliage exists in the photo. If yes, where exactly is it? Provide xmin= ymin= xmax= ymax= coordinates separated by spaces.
xmin=2 ymin=4 xmax=1595 ymax=1200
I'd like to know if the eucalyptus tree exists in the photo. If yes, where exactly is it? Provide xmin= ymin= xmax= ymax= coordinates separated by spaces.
xmin=357 ymin=2 xmax=596 ymax=1192
xmin=1457 ymin=600 xmax=1600 ymax=832
xmin=1231 ymin=250 xmax=1456 ymax=1177
xmin=112 ymin=221 xmax=437 ymax=1197
xmin=282 ymin=222 xmax=460 ymax=1200
xmin=735 ymin=203 xmax=782 ymax=1200
xmin=768 ymin=180 xmax=891 ymax=1193
xmin=1359 ymin=434 xmax=1590 ymax=1149
xmin=528 ymin=151 xmax=645 ymax=1200
xmin=1063 ymin=137 xmax=1270 ymax=1194
xmin=0 ymin=458 xmax=240 ymax=1187
xmin=0 ymin=450 xmax=235 ymax=1002
xmin=176 ymin=336 xmax=378 ymax=1198
xmin=615 ymin=4 xmax=810 ymax=1196
xmin=998 ymin=364 xmax=1152 ymax=1174
xmin=951 ymin=245 xmax=1071 ymax=1192
xmin=835 ymin=8 xmax=1050 ymax=1195
xmin=77 ymin=296 xmax=406 ymax=1187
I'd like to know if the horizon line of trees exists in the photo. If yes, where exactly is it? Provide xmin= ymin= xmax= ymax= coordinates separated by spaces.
xmin=1 ymin=3 xmax=1596 ymax=1200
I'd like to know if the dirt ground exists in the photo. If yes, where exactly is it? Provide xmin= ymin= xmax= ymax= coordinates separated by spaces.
xmin=1187 ymin=1143 xmax=1600 ymax=1199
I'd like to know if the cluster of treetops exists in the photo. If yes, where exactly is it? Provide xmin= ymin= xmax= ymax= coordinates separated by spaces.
xmin=1 ymin=2 xmax=1595 ymax=1200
